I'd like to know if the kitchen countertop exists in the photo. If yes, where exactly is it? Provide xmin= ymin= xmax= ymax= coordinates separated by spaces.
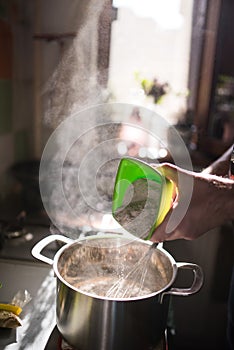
xmin=0 ymin=259 xmax=56 ymax=350
xmin=0 ymin=259 xmax=168 ymax=350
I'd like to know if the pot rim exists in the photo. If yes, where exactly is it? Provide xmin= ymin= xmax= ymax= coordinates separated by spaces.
xmin=52 ymin=233 xmax=178 ymax=301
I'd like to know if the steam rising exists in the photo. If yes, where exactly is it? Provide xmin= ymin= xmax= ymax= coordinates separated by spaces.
xmin=40 ymin=103 xmax=193 ymax=239
xmin=39 ymin=1 xmax=193 ymax=240
xmin=43 ymin=0 xmax=109 ymax=128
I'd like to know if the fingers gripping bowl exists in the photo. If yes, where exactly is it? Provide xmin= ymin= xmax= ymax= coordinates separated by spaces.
xmin=32 ymin=233 xmax=203 ymax=350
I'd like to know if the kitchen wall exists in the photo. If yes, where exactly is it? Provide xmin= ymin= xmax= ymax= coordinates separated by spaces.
xmin=0 ymin=1 xmax=34 ymax=196
xmin=0 ymin=0 xmax=105 ymax=198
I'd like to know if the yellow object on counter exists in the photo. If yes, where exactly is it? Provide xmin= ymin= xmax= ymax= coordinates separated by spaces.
xmin=0 ymin=303 xmax=22 ymax=316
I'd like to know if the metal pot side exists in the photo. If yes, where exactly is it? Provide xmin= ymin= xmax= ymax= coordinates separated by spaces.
xmin=32 ymin=234 xmax=204 ymax=350
xmin=56 ymin=278 xmax=170 ymax=350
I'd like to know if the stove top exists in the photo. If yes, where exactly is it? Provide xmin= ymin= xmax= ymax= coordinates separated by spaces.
xmin=0 ymin=216 xmax=122 ymax=263
xmin=0 ymin=222 xmax=56 ymax=263
xmin=45 ymin=326 xmax=168 ymax=350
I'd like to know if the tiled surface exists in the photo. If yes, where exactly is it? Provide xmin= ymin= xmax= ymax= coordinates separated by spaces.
xmin=14 ymin=128 xmax=29 ymax=162
xmin=0 ymin=19 xmax=12 ymax=79
xmin=0 ymin=133 xmax=14 ymax=193
xmin=0 ymin=133 xmax=14 ymax=164
xmin=0 ymin=79 xmax=12 ymax=134
xmin=0 ymin=78 xmax=31 ymax=189
xmin=0 ymin=9 xmax=34 ymax=194
xmin=0 ymin=128 xmax=30 ymax=192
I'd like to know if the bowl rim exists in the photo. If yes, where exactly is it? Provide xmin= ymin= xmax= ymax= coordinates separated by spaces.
xmin=52 ymin=233 xmax=178 ymax=301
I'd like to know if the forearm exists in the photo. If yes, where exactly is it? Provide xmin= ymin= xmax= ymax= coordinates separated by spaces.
xmin=151 ymin=163 xmax=234 ymax=242
xmin=210 ymin=176 xmax=234 ymax=223
xmin=202 ymin=145 xmax=233 ymax=175
xmin=203 ymin=144 xmax=234 ymax=223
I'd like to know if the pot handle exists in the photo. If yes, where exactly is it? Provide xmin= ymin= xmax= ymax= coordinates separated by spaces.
xmin=32 ymin=234 xmax=73 ymax=265
xmin=160 ymin=262 xmax=204 ymax=303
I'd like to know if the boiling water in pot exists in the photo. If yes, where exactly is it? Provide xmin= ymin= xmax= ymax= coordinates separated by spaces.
xmin=58 ymin=237 xmax=172 ymax=299
xmin=105 ymin=242 xmax=158 ymax=298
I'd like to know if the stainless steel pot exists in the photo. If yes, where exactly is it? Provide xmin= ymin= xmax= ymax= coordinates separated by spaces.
xmin=32 ymin=233 xmax=203 ymax=350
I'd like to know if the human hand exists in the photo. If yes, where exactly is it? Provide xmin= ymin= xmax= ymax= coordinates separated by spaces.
xmin=151 ymin=163 xmax=234 ymax=242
